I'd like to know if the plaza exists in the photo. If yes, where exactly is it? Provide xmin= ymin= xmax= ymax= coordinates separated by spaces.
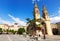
xmin=0 ymin=34 xmax=60 ymax=41
xmin=0 ymin=0 xmax=60 ymax=41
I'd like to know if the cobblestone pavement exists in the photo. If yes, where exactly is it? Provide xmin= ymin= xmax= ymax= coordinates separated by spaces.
xmin=0 ymin=34 xmax=60 ymax=41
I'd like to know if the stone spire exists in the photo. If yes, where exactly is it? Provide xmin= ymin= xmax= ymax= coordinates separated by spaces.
xmin=42 ymin=6 xmax=50 ymax=20
xmin=33 ymin=2 xmax=41 ymax=35
xmin=33 ymin=2 xmax=40 ymax=20
xmin=34 ymin=2 xmax=38 ymax=8
xmin=42 ymin=6 xmax=53 ymax=35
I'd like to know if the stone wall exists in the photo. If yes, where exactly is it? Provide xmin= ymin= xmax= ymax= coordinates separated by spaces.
xmin=51 ymin=22 xmax=60 ymax=35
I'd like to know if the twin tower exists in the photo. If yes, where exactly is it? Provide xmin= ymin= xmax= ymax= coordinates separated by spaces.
xmin=33 ymin=2 xmax=53 ymax=35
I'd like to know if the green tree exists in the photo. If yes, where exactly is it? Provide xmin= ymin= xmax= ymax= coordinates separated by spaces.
xmin=17 ymin=28 xmax=25 ymax=34
xmin=26 ymin=18 xmax=36 ymax=33
xmin=26 ymin=18 xmax=43 ymax=33
xmin=9 ymin=30 xmax=16 ymax=34
xmin=26 ymin=18 xmax=32 ymax=24
xmin=0 ymin=28 xmax=2 ymax=34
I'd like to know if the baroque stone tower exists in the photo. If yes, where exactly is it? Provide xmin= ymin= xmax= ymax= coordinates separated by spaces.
xmin=33 ymin=2 xmax=42 ymax=35
xmin=33 ymin=2 xmax=40 ymax=20
xmin=42 ymin=6 xmax=53 ymax=35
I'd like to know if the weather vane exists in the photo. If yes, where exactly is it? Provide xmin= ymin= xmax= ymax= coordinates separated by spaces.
xmin=32 ymin=0 xmax=40 ymax=4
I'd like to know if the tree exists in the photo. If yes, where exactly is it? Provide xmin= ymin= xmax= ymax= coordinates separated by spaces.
xmin=26 ymin=18 xmax=38 ymax=35
xmin=9 ymin=30 xmax=16 ymax=34
xmin=17 ymin=28 xmax=25 ymax=34
xmin=26 ymin=18 xmax=42 ymax=26
xmin=0 ymin=28 xmax=2 ymax=34
xmin=26 ymin=18 xmax=32 ymax=24
xmin=26 ymin=18 xmax=43 ymax=34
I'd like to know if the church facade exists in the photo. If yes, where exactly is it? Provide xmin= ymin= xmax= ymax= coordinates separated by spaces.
xmin=27 ymin=2 xmax=58 ymax=36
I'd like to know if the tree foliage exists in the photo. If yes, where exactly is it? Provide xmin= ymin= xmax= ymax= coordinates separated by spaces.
xmin=0 ymin=28 xmax=2 ymax=34
xmin=9 ymin=30 xmax=16 ymax=34
xmin=0 ymin=28 xmax=2 ymax=32
xmin=17 ymin=28 xmax=25 ymax=34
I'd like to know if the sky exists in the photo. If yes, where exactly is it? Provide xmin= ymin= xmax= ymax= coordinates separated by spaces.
xmin=0 ymin=0 xmax=60 ymax=26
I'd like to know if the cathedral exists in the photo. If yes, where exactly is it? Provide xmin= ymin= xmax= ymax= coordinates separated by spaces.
xmin=27 ymin=2 xmax=53 ymax=36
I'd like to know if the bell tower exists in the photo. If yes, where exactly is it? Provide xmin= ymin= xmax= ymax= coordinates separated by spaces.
xmin=33 ymin=2 xmax=41 ymax=26
xmin=33 ymin=2 xmax=41 ymax=35
xmin=33 ymin=2 xmax=40 ymax=20
xmin=42 ymin=6 xmax=53 ymax=35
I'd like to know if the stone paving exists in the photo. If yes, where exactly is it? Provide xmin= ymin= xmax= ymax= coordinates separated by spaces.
xmin=0 ymin=34 xmax=60 ymax=41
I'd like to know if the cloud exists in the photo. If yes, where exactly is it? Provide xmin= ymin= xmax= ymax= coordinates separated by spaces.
xmin=8 ymin=14 xmax=26 ymax=26
xmin=50 ymin=7 xmax=60 ymax=23
xmin=50 ymin=16 xmax=60 ymax=23
xmin=0 ymin=18 xmax=13 ymax=25
xmin=0 ymin=14 xmax=26 ymax=26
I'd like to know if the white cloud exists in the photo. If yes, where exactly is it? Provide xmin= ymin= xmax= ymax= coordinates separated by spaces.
xmin=8 ymin=14 xmax=26 ymax=26
xmin=50 ymin=16 xmax=60 ymax=23
xmin=50 ymin=7 xmax=60 ymax=23
xmin=0 ymin=14 xmax=26 ymax=26
xmin=0 ymin=18 xmax=13 ymax=25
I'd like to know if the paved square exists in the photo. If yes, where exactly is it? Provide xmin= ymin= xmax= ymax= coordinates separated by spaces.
xmin=0 ymin=34 xmax=60 ymax=41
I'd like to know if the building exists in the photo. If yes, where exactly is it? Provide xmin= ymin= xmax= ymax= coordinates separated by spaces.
xmin=51 ymin=23 xmax=60 ymax=35
xmin=0 ymin=24 xmax=8 ymax=30
xmin=0 ymin=23 xmax=26 ymax=31
xmin=42 ymin=6 xmax=53 ymax=35
xmin=27 ymin=2 xmax=53 ymax=35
